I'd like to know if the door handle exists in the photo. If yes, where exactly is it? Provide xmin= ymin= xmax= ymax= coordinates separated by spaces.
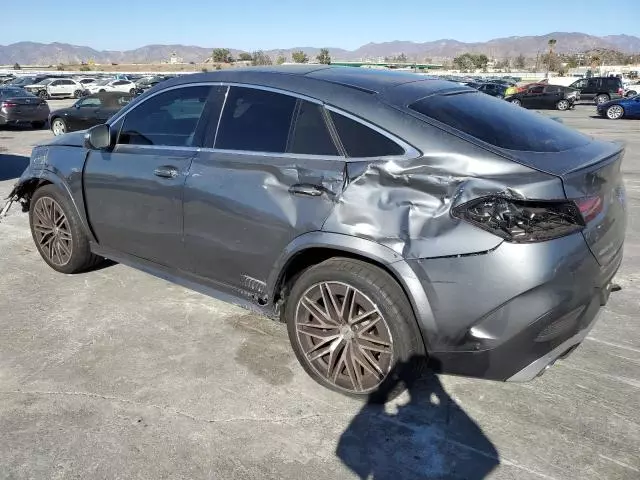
xmin=289 ymin=184 xmax=324 ymax=197
xmin=154 ymin=166 xmax=179 ymax=179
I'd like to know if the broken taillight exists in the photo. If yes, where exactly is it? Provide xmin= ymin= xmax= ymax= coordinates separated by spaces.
xmin=574 ymin=195 xmax=603 ymax=224
xmin=452 ymin=196 xmax=585 ymax=243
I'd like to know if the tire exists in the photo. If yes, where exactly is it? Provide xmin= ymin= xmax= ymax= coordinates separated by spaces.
xmin=510 ymin=98 xmax=522 ymax=106
xmin=606 ymin=105 xmax=624 ymax=120
xmin=38 ymin=90 xmax=49 ymax=100
xmin=73 ymin=90 xmax=83 ymax=98
xmin=285 ymin=257 xmax=425 ymax=402
xmin=595 ymin=94 xmax=610 ymax=105
xmin=51 ymin=117 xmax=67 ymax=136
xmin=556 ymin=99 xmax=570 ymax=111
xmin=129 ymin=88 xmax=136 ymax=94
xmin=29 ymin=185 xmax=102 ymax=274
xmin=626 ymin=90 xmax=637 ymax=97
xmin=99 ymin=89 xmax=106 ymax=93
xmin=31 ymin=121 xmax=45 ymax=129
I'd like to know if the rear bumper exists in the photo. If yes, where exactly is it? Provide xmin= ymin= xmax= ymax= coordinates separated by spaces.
xmin=0 ymin=110 xmax=49 ymax=124
xmin=407 ymin=233 xmax=623 ymax=381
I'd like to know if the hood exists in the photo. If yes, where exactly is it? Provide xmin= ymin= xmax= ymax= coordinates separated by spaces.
xmin=40 ymin=130 xmax=87 ymax=148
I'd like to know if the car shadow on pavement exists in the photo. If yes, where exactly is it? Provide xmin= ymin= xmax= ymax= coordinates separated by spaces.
xmin=0 ymin=153 xmax=29 ymax=182
xmin=336 ymin=357 xmax=499 ymax=479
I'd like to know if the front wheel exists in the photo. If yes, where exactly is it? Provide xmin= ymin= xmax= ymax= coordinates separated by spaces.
xmin=285 ymin=258 xmax=425 ymax=402
xmin=595 ymin=94 xmax=610 ymax=105
xmin=38 ymin=90 xmax=49 ymax=100
xmin=626 ymin=90 xmax=637 ymax=97
xmin=129 ymin=88 xmax=136 ymax=94
xmin=73 ymin=89 xmax=83 ymax=98
xmin=510 ymin=98 xmax=522 ymax=106
xmin=29 ymin=185 xmax=103 ymax=274
xmin=556 ymin=99 xmax=570 ymax=111
xmin=606 ymin=105 xmax=624 ymax=119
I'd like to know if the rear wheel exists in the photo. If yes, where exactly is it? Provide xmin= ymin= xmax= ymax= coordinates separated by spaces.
xmin=556 ymin=99 xmax=570 ymax=111
xmin=73 ymin=89 xmax=83 ymax=98
xmin=29 ymin=185 xmax=102 ymax=274
xmin=595 ymin=94 xmax=610 ymax=105
xmin=31 ymin=121 xmax=45 ymax=129
xmin=285 ymin=258 xmax=425 ymax=402
xmin=606 ymin=105 xmax=624 ymax=119
xmin=51 ymin=118 xmax=67 ymax=136
xmin=38 ymin=90 xmax=49 ymax=100
xmin=626 ymin=90 xmax=637 ymax=97
xmin=510 ymin=98 xmax=522 ymax=106
xmin=129 ymin=88 xmax=136 ymax=94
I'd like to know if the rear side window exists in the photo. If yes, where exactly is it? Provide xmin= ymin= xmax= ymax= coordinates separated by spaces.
xmin=409 ymin=91 xmax=589 ymax=152
xmin=544 ymin=86 xmax=560 ymax=93
xmin=329 ymin=111 xmax=404 ymax=157
xmin=118 ymin=85 xmax=212 ymax=147
xmin=216 ymin=87 xmax=296 ymax=153
xmin=288 ymin=101 xmax=338 ymax=156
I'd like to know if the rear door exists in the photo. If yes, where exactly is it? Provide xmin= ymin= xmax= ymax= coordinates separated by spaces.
xmin=542 ymin=85 xmax=562 ymax=108
xmin=47 ymin=80 xmax=64 ymax=97
xmin=183 ymin=86 xmax=346 ymax=292
xmin=83 ymin=85 xmax=215 ymax=266
xmin=521 ymin=85 xmax=545 ymax=108
xmin=583 ymin=78 xmax=599 ymax=100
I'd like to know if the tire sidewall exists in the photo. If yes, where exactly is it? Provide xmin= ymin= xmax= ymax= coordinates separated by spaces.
xmin=52 ymin=118 xmax=66 ymax=135
xmin=29 ymin=185 xmax=91 ymax=274
xmin=557 ymin=100 xmax=569 ymax=111
xmin=607 ymin=105 xmax=624 ymax=119
xmin=285 ymin=260 xmax=423 ymax=399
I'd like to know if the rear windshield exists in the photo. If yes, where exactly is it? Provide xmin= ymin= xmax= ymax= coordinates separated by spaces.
xmin=409 ymin=91 xmax=590 ymax=152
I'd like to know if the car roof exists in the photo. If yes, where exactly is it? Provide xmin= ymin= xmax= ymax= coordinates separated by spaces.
xmin=160 ymin=66 xmax=467 ymax=105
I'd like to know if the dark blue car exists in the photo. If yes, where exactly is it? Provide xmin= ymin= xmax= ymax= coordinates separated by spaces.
xmin=597 ymin=94 xmax=640 ymax=119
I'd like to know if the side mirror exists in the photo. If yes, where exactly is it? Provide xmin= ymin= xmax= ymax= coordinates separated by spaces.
xmin=84 ymin=124 xmax=111 ymax=150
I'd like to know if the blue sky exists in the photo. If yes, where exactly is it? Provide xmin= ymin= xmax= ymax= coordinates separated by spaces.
xmin=2 ymin=0 xmax=638 ymax=51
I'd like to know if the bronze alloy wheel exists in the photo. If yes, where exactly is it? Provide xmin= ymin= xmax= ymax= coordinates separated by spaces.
xmin=32 ymin=196 xmax=73 ymax=266
xmin=294 ymin=281 xmax=393 ymax=393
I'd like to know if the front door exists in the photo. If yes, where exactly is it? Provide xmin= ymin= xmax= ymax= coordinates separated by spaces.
xmin=183 ymin=86 xmax=347 ymax=292
xmin=83 ymin=85 xmax=215 ymax=266
xmin=542 ymin=85 xmax=563 ymax=108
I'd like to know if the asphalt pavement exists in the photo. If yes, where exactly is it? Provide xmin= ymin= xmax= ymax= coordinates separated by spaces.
xmin=0 ymin=100 xmax=638 ymax=479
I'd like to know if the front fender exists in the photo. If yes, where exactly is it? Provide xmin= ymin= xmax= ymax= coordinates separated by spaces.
xmin=266 ymin=231 xmax=438 ymax=349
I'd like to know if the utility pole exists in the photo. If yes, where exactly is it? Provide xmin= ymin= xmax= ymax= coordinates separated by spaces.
xmin=535 ymin=50 xmax=540 ymax=72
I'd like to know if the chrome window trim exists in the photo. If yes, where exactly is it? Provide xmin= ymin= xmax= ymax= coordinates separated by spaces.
xmin=199 ymin=147 xmax=344 ymax=161
xmin=113 ymin=144 xmax=201 ymax=153
xmin=108 ymin=80 xmax=420 ymax=160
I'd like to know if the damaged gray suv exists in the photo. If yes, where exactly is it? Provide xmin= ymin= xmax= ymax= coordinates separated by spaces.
xmin=6 ymin=66 xmax=626 ymax=399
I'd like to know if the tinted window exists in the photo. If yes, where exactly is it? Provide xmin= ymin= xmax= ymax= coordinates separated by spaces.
xmin=529 ymin=86 xmax=544 ymax=94
xmin=118 ymin=85 xmax=211 ymax=147
xmin=571 ymin=79 xmax=587 ymax=89
xmin=78 ymin=97 xmax=102 ymax=107
xmin=544 ymin=86 xmax=560 ymax=93
xmin=409 ymin=91 xmax=590 ymax=152
xmin=215 ymin=87 xmax=296 ymax=153
xmin=605 ymin=78 xmax=621 ymax=88
xmin=288 ymin=101 xmax=338 ymax=156
xmin=329 ymin=111 xmax=404 ymax=157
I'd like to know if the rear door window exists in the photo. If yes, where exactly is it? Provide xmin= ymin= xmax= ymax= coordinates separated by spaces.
xmin=215 ymin=87 xmax=296 ymax=153
xmin=118 ymin=85 xmax=212 ymax=147
xmin=287 ymin=101 xmax=339 ymax=156
xmin=409 ymin=91 xmax=589 ymax=152
xmin=329 ymin=111 xmax=404 ymax=157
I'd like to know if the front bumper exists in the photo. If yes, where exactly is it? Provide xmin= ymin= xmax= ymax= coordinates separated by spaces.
xmin=408 ymin=233 xmax=622 ymax=381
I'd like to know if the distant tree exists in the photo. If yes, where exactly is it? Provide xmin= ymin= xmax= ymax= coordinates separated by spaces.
xmin=291 ymin=50 xmax=309 ymax=63
xmin=251 ymin=51 xmax=272 ymax=66
xmin=541 ymin=52 xmax=562 ymax=72
xmin=238 ymin=52 xmax=253 ymax=62
xmin=423 ymin=57 xmax=433 ymax=64
xmin=565 ymin=56 xmax=579 ymax=69
xmin=453 ymin=53 xmax=476 ymax=72
xmin=276 ymin=55 xmax=287 ymax=65
xmin=56 ymin=63 xmax=66 ymax=71
xmin=316 ymin=48 xmax=331 ymax=64
xmin=13 ymin=62 xmax=21 ymax=70
xmin=514 ymin=53 xmax=526 ymax=69
xmin=396 ymin=53 xmax=408 ymax=63
xmin=495 ymin=58 xmax=510 ymax=70
xmin=79 ymin=65 xmax=92 ymax=72
xmin=212 ymin=48 xmax=232 ymax=63
xmin=472 ymin=54 xmax=489 ymax=70
xmin=215 ymin=65 xmax=222 ymax=70
xmin=201 ymin=67 xmax=209 ymax=72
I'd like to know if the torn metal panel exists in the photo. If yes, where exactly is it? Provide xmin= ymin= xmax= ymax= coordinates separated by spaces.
xmin=323 ymin=152 xmax=565 ymax=259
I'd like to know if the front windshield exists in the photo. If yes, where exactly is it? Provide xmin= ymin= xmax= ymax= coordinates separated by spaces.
xmin=95 ymin=79 xmax=111 ymax=86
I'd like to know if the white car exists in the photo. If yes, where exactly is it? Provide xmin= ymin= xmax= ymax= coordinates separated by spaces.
xmin=23 ymin=78 xmax=85 ymax=99
xmin=624 ymin=83 xmax=640 ymax=97
xmin=76 ymin=77 xmax=99 ymax=88
xmin=85 ymin=79 xmax=137 ymax=95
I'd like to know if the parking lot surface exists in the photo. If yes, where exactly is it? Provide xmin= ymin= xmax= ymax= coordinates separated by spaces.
xmin=0 ymin=100 xmax=639 ymax=479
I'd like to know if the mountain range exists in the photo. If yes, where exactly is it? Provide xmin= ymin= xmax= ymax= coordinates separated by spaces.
xmin=1 ymin=32 xmax=639 ymax=65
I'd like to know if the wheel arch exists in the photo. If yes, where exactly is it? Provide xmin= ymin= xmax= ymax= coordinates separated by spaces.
xmin=267 ymin=231 xmax=437 ymax=350
xmin=13 ymin=172 xmax=93 ymax=241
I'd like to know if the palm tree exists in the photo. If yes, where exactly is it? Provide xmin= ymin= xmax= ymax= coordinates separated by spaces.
xmin=546 ymin=38 xmax=557 ymax=77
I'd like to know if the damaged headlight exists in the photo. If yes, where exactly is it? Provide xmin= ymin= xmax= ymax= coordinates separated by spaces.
xmin=31 ymin=146 xmax=49 ymax=167
xmin=452 ymin=196 xmax=585 ymax=243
